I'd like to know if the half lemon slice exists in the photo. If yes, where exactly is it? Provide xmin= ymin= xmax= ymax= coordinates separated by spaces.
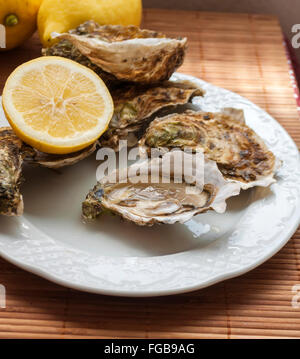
xmin=2 ymin=56 xmax=114 ymax=154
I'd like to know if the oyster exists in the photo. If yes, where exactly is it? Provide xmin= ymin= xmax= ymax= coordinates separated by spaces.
xmin=82 ymin=151 xmax=240 ymax=226
xmin=0 ymin=128 xmax=24 ymax=216
xmin=0 ymin=127 xmax=98 ymax=216
xmin=139 ymin=109 xmax=278 ymax=189
xmin=100 ymin=80 xmax=204 ymax=150
xmin=22 ymin=141 xmax=98 ymax=169
xmin=50 ymin=21 xmax=187 ymax=84
xmin=42 ymin=39 xmax=117 ymax=89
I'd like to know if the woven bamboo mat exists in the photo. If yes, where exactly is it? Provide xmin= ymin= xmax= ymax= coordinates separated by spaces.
xmin=0 ymin=8 xmax=300 ymax=339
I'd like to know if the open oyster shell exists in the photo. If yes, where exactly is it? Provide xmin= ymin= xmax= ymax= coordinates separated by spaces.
xmin=82 ymin=151 xmax=240 ymax=226
xmin=22 ymin=141 xmax=98 ymax=169
xmin=51 ymin=21 xmax=187 ymax=84
xmin=100 ymin=80 xmax=204 ymax=150
xmin=0 ymin=127 xmax=98 ymax=216
xmin=139 ymin=108 xmax=279 ymax=189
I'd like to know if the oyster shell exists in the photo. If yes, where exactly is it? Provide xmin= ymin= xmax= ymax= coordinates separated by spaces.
xmin=51 ymin=21 xmax=187 ymax=84
xmin=0 ymin=128 xmax=24 ymax=216
xmin=139 ymin=109 xmax=278 ymax=189
xmin=82 ymin=151 xmax=240 ymax=226
xmin=0 ymin=127 xmax=98 ymax=216
xmin=22 ymin=141 xmax=98 ymax=169
xmin=42 ymin=39 xmax=117 ymax=89
xmin=100 ymin=80 xmax=204 ymax=150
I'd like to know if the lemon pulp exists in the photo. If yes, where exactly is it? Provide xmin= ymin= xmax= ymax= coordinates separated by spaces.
xmin=2 ymin=57 xmax=114 ymax=154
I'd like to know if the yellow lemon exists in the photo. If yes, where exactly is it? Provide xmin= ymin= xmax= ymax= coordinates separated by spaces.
xmin=2 ymin=57 xmax=114 ymax=154
xmin=0 ymin=0 xmax=42 ymax=51
xmin=38 ymin=0 xmax=142 ymax=48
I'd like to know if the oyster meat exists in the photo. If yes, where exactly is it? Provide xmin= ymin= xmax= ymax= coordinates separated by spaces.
xmin=139 ymin=109 xmax=278 ymax=189
xmin=50 ymin=21 xmax=187 ymax=84
xmin=100 ymin=80 xmax=204 ymax=150
xmin=82 ymin=151 xmax=240 ymax=226
xmin=0 ymin=127 xmax=98 ymax=216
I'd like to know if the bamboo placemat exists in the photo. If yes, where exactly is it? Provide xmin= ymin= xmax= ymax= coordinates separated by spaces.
xmin=0 ymin=8 xmax=300 ymax=339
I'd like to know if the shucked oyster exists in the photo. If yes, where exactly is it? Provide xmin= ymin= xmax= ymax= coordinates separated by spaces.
xmin=82 ymin=151 xmax=240 ymax=226
xmin=100 ymin=81 xmax=204 ymax=150
xmin=0 ymin=127 xmax=98 ymax=216
xmin=50 ymin=21 xmax=187 ymax=84
xmin=139 ymin=109 xmax=278 ymax=189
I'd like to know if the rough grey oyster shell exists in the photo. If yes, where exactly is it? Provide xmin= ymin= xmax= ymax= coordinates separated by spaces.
xmin=0 ymin=127 xmax=98 ymax=216
xmin=50 ymin=21 xmax=187 ymax=84
xmin=100 ymin=80 xmax=204 ymax=150
xmin=42 ymin=39 xmax=117 ymax=89
xmin=0 ymin=127 xmax=24 ymax=216
xmin=139 ymin=108 xmax=279 ymax=189
xmin=82 ymin=151 xmax=240 ymax=226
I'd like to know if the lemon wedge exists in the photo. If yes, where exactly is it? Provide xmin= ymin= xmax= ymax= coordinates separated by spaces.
xmin=2 ymin=56 xmax=114 ymax=154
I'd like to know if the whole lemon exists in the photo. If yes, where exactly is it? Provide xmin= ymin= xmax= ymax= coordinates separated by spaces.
xmin=38 ymin=0 xmax=142 ymax=48
xmin=0 ymin=0 xmax=42 ymax=51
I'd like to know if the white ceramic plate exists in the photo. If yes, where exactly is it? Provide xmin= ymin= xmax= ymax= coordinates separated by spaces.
xmin=1 ymin=73 xmax=300 ymax=297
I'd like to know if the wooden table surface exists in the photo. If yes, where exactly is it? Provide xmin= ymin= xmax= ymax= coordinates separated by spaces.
xmin=0 ymin=8 xmax=300 ymax=339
